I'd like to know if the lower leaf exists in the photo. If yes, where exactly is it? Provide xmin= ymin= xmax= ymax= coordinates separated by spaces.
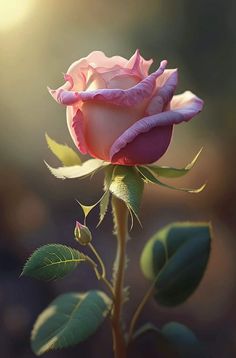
xmin=132 ymin=322 xmax=205 ymax=357
xmin=31 ymin=290 xmax=112 ymax=355
xmin=162 ymin=322 xmax=206 ymax=357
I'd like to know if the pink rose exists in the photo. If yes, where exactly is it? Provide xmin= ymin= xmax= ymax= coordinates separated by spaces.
xmin=49 ymin=50 xmax=203 ymax=165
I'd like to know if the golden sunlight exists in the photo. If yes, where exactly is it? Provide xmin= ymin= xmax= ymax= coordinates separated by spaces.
xmin=0 ymin=0 xmax=34 ymax=31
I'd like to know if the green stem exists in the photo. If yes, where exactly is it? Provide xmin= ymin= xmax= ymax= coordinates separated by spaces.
xmin=111 ymin=195 xmax=129 ymax=358
xmin=127 ymin=280 xmax=156 ymax=343
xmin=87 ymin=244 xmax=114 ymax=297
xmin=88 ymin=242 xmax=107 ymax=278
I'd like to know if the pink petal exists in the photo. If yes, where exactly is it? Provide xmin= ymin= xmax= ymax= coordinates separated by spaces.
xmin=66 ymin=51 xmax=128 ymax=88
xmin=170 ymin=90 xmax=204 ymax=112
xmin=48 ymin=87 xmax=80 ymax=105
xmin=95 ymin=50 xmax=152 ymax=83
xmin=109 ymin=91 xmax=203 ymax=162
xmin=111 ymin=125 xmax=173 ymax=165
xmin=85 ymin=65 xmax=107 ymax=91
xmin=67 ymin=107 xmax=88 ymax=154
xmin=126 ymin=49 xmax=153 ymax=78
xmin=82 ymin=51 xmax=128 ymax=68
xmin=107 ymin=74 xmax=140 ymax=90
xmin=147 ymin=69 xmax=178 ymax=115
xmin=50 ymin=60 xmax=167 ymax=107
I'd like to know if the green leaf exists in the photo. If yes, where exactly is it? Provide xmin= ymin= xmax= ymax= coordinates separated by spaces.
xmin=45 ymin=158 xmax=107 ymax=179
xmin=145 ymin=148 xmax=203 ymax=178
xmin=22 ymin=244 xmax=86 ymax=281
xmin=162 ymin=322 xmax=206 ymax=358
xmin=137 ymin=166 xmax=206 ymax=193
xmin=132 ymin=322 xmax=205 ymax=358
xmin=46 ymin=133 xmax=81 ymax=166
xmin=140 ymin=222 xmax=211 ymax=306
xmin=31 ymin=290 xmax=111 ymax=355
xmin=109 ymin=165 xmax=144 ymax=222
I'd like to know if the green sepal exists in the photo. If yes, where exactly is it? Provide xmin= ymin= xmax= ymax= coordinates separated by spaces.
xmin=76 ymin=200 xmax=98 ymax=222
xmin=97 ymin=165 xmax=114 ymax=226
xmin=137 ymin=166 xmax=206 ymax=193
xmin=76 ymin=192 xmax=110 ymax=224
xmin=109 ymin=165 xmax=144 ymax=225
xmin=45 ymin=158 xmax=107 ymax=179
xmin=45 ymin=133 xmax=81 ymax=166
xmin=145 ymin=148 xmax=203 ymax=178
xmin=140 ymin=222 xmax=211 ymax=306
xmin=31 ymin=290 xmax=111 ymax=355
xmin=76 ymin=166 xmax=114 ymax=225
xmin=21 ymin=244 xmax=86 ymax=281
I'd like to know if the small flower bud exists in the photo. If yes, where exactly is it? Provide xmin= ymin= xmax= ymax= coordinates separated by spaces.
xmin=74 ymin=221 xmax=92 ymax=245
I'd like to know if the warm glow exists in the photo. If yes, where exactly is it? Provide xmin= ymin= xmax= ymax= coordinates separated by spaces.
xmin=0 ymin=0 xmax=34 ymax=31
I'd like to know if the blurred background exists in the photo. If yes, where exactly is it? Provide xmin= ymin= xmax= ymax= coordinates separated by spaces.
xmin=0 ymin=0 xmax=235 ymax=357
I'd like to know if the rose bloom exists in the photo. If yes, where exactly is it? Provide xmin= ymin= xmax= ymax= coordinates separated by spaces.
xmin=49 ymin=50 xmax=203 ymax=165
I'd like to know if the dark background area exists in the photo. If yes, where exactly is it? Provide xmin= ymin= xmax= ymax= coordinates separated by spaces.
xmin=0 ymin=0 xmax=235 ymax=357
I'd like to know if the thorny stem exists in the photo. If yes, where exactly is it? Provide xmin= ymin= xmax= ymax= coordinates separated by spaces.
xmin=111 ymin=195 xmax=129 ymax=358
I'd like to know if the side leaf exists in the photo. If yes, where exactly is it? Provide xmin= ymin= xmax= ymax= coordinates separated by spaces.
xmin=22 ymin=244 xmax=86 ymax=281
xmin=140 ymin=222 xmax=211 ymax=306
xmin=137 ymin=166 xmax=206 ymax=193
xmin=31 ymin=290 xmax=111 ymax=355
xmin=162 ymin=322 xmax=206 ymax=358
xmin=132 ymin=322 xmax=205 ymax=358
xmin=45 ymin=158 xmax=107 ymax=179
xmin=46 ymin=133 xmax=81 ymax=166
xmin=109 ymin=165 xmax=144 ymax=222
xmin=145 ymin=148 xmax=202 ymax=178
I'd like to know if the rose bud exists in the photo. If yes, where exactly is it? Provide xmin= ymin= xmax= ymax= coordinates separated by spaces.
xmin=49 ymin=50 xmax=203 ymax=166
xmin=74 ymin=221 xmax=92 ymax=245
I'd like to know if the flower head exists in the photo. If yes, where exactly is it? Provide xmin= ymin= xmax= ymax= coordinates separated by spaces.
xmin=49 ymin=50 xmax=203 ymax=165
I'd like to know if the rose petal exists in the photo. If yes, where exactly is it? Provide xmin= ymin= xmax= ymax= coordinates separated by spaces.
xmin=85 ymin=66 xmax=107 ymax=91
xmin=147 ymin=69 xmax=178 ymax=115
xmin=81 ymin=101 xmax=144 ymax=161
xmin=109 ymin=91 xmax=203 ymax=161
xmin=111 ymin=125 xmax=173 ymax=165
xmin=95 ymin=49 xmax=152 ymax=83
xmin=67 ymin=107 xmax=88 ymax=154
xmin=126 ymin=49 xmax=153 ymax=78
xmin=49 ymin=60 xmax=167 ymax=107
xmin=66 ymin=51 xmax=128 ymax=90
xmin=48 ymin=88 xmax=80 ymax=105
xmin=83 ymin=51 xmax=128 ymax=68
xmin=170 ymin=90 xmax=204 ymax=111
xmin=107 ymin=74 xmax=140 ymax=90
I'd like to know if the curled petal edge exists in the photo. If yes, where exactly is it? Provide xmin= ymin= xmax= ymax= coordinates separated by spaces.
xmin=109 ymin=92 xmax=203 ymax=161
xmin=48 ymin=60 xmax=168 ymax=107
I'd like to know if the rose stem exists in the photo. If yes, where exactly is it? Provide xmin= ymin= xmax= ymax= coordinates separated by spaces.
xmin=111 ymin=195 xmax=128 ymax=358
